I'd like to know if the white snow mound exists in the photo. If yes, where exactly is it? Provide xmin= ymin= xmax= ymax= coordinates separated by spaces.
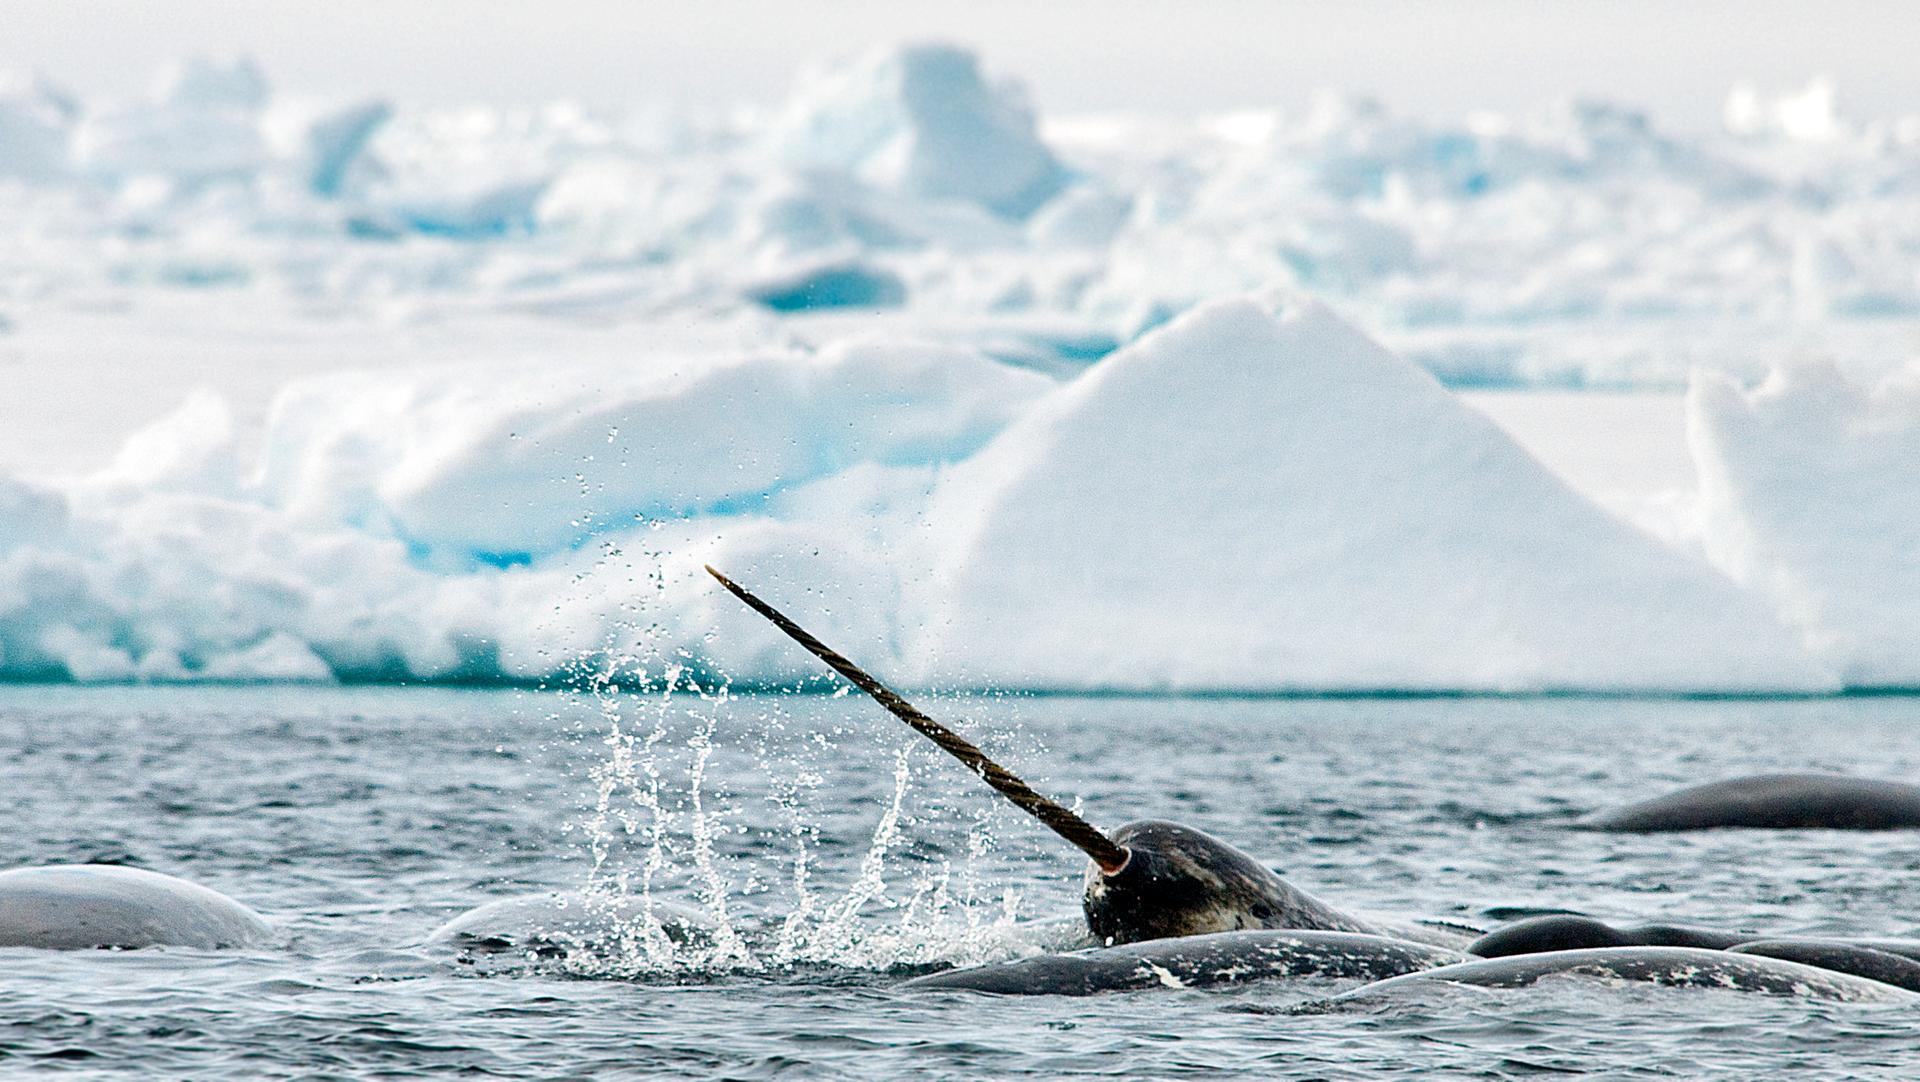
xmin=73 ymin=56 xmax=270 ymax=184
xmin=253 ymin=338 xmax=1048 ymax=557
xmin=915 ymin=298 xmax=1836 ymax=693
xmin=777 ymin=42 xmax=1066 ymax=219
xmin=1690 ymin=361 xmax=1920 ymax=687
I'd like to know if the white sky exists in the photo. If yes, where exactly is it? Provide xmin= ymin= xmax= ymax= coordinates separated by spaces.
xmin=4 ymin=0 xmax=1916 ymax=128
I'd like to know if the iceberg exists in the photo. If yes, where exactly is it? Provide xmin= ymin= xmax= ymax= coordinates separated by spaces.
xmin=776 ymin=43 xmax=1067 ymax=219
xmin=72 ymin=57 xmax=270 ymax=185
xmin=251 ymin=338 xmax=1047 ymax=558
xmin=298 ymin=100 xmax=391 ymax=197
xmin=915 ymin=299 xmax=1834 ymax=693
xmin=745 ymin=259 xmax=907 ymax=312
xmin=8 ymin=47 xmax=1920 ymax=387
xmin=0 ymin=299 xmax=1867 ymax=691
xmin=1690 ymin=362 xmax=1920 ymax=687
xmin=0 ymin=74 xmax=75 ymax=182
xmin=3 ymin=42 xmax=1919 ymax=689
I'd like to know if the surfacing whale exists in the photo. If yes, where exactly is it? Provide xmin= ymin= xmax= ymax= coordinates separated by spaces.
xmin=1469 ymin=915 xmax=1920 ymax=991
xmin=1336 ymin=947 xmax=1920 ymax=1004
xmin=0 ymin=864 xmax=268 ymax=950
xmin=1470 ymin=915 xmax=1751 ymax=956
xmin=1582 ymin=773 xmax=1920 ymax=831
xmin=1728 ymin=940 xmax=1920 ymax=993
xmin=902 ymin=930 xmax=1466 ymax=995
xmin=432 ymin=891 xmax=712 ymax=958
xmin=705 ymin=567 xmax=1920 ymax=1002
xmin=705 ymin=565 xmax=1463 ymax=951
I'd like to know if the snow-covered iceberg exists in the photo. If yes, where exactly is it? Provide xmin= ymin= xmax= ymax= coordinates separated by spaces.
xmin=0 ymin=74 xmax=75 ymax=182
xmin=0 ymin=295 xmax=1847 ymax=692
xmin=2 ymin=41 xmax=1917 ymax=689
xmin=915 ymin=299 xmax=1834 ymax=693
xmin=776 ymin=43 xmax=1067 ymax=219
xmin=1690 ymin=361 xmax=1920 ymax=687
xmin=0 ymin=333 xmax=1044 ymax=683
xmin=9 ymin=45 xmax=1920 ymax=386
xmin=252 ymin=337 xmax=1047 ymax=557
xmin=72 ymin=57 xmax=270 ymax=185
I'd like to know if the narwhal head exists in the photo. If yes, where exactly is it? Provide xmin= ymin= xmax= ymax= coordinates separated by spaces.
xmin=1081 ymin=819 xmax=1299 ymax=945
xmin=703 ymin=565 xmax=1362 ymax=949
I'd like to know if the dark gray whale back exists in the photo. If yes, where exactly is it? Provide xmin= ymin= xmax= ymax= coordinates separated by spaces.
xmin=902 ymin=930 xmax=1466 ymax=996
xmin=1582 ymin=773 xmax=1920 ymax=831
xmin=1470 ymin=915 xmax=1750 ymax=957
xmin=1340 ymin=947 xmax=1920 ymax=1003
xmin=1729 ymin=940 xmax=1920 ymax=992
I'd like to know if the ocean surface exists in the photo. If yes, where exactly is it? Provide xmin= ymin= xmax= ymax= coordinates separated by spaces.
xmin=4 ymin=685 xmax=1920 ymax=1078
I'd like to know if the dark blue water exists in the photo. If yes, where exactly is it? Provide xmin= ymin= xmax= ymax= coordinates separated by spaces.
xmin=4 ymin=686 xmax=1920 ymax=1078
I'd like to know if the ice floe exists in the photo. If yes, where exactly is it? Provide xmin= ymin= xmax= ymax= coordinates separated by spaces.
xmin=915 ymin=298 xmax=1833 ymax=693
xmin=1 ymin=42 xmax=1916 ymax=689
xmin=1690 ymin=361 xmax=1920 ymax=687
xmin=0 ymin=298 xmax=1866 ymax=692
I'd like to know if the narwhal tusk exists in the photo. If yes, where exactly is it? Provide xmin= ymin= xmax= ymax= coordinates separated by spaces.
xmin=704 ymin=564 xmax=1131 ymax=874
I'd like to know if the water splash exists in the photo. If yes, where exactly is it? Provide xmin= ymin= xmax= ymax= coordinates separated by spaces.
xmin=549 ymin=646 xmax=1048 ymax=980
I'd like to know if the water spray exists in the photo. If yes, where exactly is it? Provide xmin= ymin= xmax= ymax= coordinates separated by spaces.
xmin=703 ymin=565 xmax=1131 ymax=875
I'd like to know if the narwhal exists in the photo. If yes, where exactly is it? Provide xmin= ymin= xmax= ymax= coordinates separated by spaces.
xmin=708 ymin=566 xmax=1920 ymax=1001
xmin=704 ymin=564 xmax=1424 ymax=948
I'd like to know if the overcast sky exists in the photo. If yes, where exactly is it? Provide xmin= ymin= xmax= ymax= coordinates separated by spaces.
xmin=6 ymin=0 xmax=1916 ymax=128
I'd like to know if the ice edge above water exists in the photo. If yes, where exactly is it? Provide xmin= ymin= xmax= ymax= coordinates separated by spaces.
xmin=2 ymin=45 xmax=1916 ymax=692
xmin=0 ymin=296 xmax=1909 ymax=694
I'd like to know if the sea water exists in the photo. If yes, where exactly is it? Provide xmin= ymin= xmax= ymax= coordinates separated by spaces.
xmin=2 ymin=685 xmax=1919 ymax=1078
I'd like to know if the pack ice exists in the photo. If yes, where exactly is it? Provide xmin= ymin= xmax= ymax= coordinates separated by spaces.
xmin=1691 ymin=361 xmax=1920 ymax=688
xmin=0 ymin=298 xmax=1840 ymax=692
xmin=913 ymin=298 xmax=1832 ymax=693
xmin=9 ymin=45 xmax=1920 ymax=385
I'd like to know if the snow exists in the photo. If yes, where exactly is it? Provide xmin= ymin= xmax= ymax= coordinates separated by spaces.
xmin=8 ymin=44 xmax=1920 ymax=382
xmin=0 ymin=42 xmax=1916 ymax=690
xmin=776 ymin=43 xmax=1066 ymax=219
xmin=0 ymin=295 xmax=1863 ymax=692
xmin=746 ymin=260 xmax=907 ymax=312
xmin=0 ymin=328 xmax=1042 ymax=684
xmin=1690 ymin=361 xmax=1920 ymax=687
xmin=0 ymin=74 xmax=74 ymax=182
xmin=290 ymin=99 xmax=391 ymax=197
xmin=72 ymin=57 xmax=270 ymax=185
xmin=250 ymin=336 xmax=1046 ymax=557
xmin=914 ymin=298 xmax=1831 ymax=693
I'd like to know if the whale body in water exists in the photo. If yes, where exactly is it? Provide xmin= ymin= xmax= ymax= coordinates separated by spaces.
xmin=1469 ymin=915 xmax=1752 ymax=956
xmin=704 ymin=566 xmax=1469 ymax=956
xmin=702 ymin=567 xmax=1920 ymax=1002
xmin=1467 ymin=915 xmax=1920 ymax=991
xmin=431 ymin=891 xmax=712 ymax=957
xmin=0 ymin=865 xmax=268 ymax=950
xmin=1727 ymin=940 xmax=1920 ymax=993
xmin=902 ymin=930 xmax=1467 ymax=995
xmin=1583 ymin=774 xmax=1920 ymax=831
xmin=1336 ymin=946 xmax=1920 ymax=1004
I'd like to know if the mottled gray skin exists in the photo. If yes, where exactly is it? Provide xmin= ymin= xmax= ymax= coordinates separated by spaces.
xmin=1471 ymin=916 xmax=1920 ymax=992
xmin=1082 ymin=820 xmax=1378 ymax=946
xmin=1582 ymin=774 xmax=1920 ymax=831
xmin=1341 ymin=947 xmax=1920 ymax=1004
xmin=1470 ymin=915 xmax=1750 ymax=957
xmin=1828 ymin=938 xmax=1920 ymax=963
xmin=902 ymin=930 xmax=1467 ymax=996
xmin=0 ymin=865 xmax=268 ymax=950
xmin=431 ymin=891 xmax=711 ymax=957
xmin=1729 ymin=940 xmax=1920 ymax=993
